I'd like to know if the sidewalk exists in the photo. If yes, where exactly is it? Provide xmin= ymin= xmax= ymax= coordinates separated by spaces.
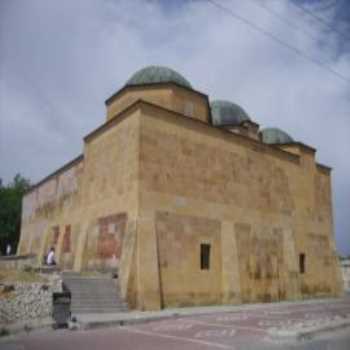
xmin=74 ymin=295 xmax=350 ymax=341
xmin=2 ymin=295 xmax=350 ymax=343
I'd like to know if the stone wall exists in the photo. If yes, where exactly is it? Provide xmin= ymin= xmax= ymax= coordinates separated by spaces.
xmin=17 ymin=156 xmax=84 ymax=266
xmin=0 ymin=274 xmax=62 ymax=324
xmin=17 ymin=86 xmax=343 ymax=311
xmin=134 ymin=101 xmax=342 ymax=309
xmin=17 ymin=108 xmax=140 ymax=275
xmin=0 ymin=255 xmax=36 ymax=271
xmin=79 ymin=109 xmax=139 ymax=273
xmin=156 ymin=211 xmax=222 ymax=307
xmin=106 ymin=84 xmax=209 ymax=124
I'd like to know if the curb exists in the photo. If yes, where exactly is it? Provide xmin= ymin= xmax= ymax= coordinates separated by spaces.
xmin=75 ymin=296 xmax=347 ymax=330
xmin=0 ymin=317 xmax=55 ymax=342
xmin=79 ymin=315 xmax=172 ymax=330
xmin=2 ymin=295 xmax=349 ymax=339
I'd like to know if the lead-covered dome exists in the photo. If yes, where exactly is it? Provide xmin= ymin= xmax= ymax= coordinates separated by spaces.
xmin=210 ymin=100 xmax=250 ymax=126
xmin=125 ymin=65 xmax=192 ymax=89
xmin=260 ymin=127 xmax=294 ymax=144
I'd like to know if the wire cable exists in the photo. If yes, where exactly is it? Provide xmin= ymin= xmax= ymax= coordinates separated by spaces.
xmin=205 ymin=0 xmax=350 ymax=84
xmin=292 ymin=1 xmax=350 ymax=41
xmin=249 ymin=0 xmax=320 ymax=43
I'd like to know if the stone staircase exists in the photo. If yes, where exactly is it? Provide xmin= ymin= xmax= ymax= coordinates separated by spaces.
xmin=62 ymin=272 xmax=128 ymax=314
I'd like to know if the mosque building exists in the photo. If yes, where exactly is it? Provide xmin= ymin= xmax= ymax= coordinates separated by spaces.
xmin=18 ymin=66 xmax=343 ymax=310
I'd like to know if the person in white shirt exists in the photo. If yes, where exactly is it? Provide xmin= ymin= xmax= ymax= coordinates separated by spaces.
xmin=46 ymin=247 xmax=56 ymax=265
xmin=6 ymin=243 xmax=11 ymax=256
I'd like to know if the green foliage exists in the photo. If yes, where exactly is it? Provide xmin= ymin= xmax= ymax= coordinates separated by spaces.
xmin=0 ymin=174 xmax=31 ymax=254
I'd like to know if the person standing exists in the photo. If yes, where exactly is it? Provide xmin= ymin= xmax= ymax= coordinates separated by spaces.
xmin=6 ymin=243 xmax=12 ymax=256
xmin=46 ymin=247 xmax=56 ymax=265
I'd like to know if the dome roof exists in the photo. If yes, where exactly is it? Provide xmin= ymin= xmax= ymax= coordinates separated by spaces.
xmin=210 ymin=100 xmax=250 ymax=126
xmin=260 ymin=127 xmax=294 ymax=144
xmin=125 ymin=65 xmax=192 ymax=89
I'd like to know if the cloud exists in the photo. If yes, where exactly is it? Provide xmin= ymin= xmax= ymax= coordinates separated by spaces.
xmin=0 ymin=0 xmax=349 ymax=254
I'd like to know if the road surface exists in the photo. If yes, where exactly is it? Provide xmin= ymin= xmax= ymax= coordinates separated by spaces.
xmin=2 ymin=296 xmax=350 ymax=349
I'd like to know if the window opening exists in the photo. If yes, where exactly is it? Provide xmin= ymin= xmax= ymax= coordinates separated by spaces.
xmin=200 ymin=243 xmax=211 ymax=270
xmin=299 ymin=253 xmax=305 ymax=274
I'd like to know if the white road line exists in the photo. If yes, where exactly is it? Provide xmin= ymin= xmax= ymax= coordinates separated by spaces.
xmin=152 ymin=323 xmax=194 ymax=332
xmin=194 ymin=329 xmax=237 ymax=338
xmin=122 ymin=326 xmax=234 ymax=349
xmin=261 ymin=311 xmax=291 ymax=315
xmin=244 ymin=313 xmax=292 ymax=318
xmin=185 ymin=319 xmax=265 ymax=333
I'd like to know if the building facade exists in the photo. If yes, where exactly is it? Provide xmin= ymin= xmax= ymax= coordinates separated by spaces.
xmin=18 ymin=66 xmax=343 ymax=310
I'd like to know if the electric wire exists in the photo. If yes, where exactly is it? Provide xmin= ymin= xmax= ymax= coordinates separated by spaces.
xmin=205 ymin=0 xmax=350 ymax=84
xmin=292 ymin=0 xmax=350 ymax=41
xmin=249 ymin=0 xmax=320 ymax=43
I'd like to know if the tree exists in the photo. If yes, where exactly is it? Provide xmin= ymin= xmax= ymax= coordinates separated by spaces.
xmin=0 ymin=174 xmax=31 ymax=255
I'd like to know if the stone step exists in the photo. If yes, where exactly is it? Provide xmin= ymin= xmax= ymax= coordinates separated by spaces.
xmin=64 ymin=280 xmax=118 ymax=284
xmin=68 ymin=293 xmax=122 ymax=298
xmin=64 ymin=282 xmax=119 ymax=287
xmin=70 ymin=297 xmax=122 ymax=302
xmin=71 ymin=304 xmax=127 ymax=310
xmin=71 ymin=302 xmax=127 ymax=307
xmin=71 ymin=299 xmax=127 ymax=304
xmin=64 ymin=284 xmax=119 ymax=290
xmin=71 ymin=303 xmax=128 ymax=309
xmin=65 ymin=284 xmax=119 ymax=288
xmin=72 ymin=304 xmax=126 ymax=310
xmin=70 ymin=295 xmax=123 ymax=300
xmin=65 ymin=284 xmax=118 ymax=288
xmin=67 ymin=291 xmax=120 ymax=296
xmin=65 ymin=285 xmax=119 ymax=290
xmin=63 ymin=277 xmax=117 ymax=281
xmin=71 ymin=308 xmax=128 ymax=314
xmin=62 ymin=274 xmax=128 ymax=315
xmin=71 ymin=299 xmax=126 ymax=305
xmin=67 ymin=292 xmax=120 ymax=297
xmin=72 ymin=299 xmax=126 ymax=304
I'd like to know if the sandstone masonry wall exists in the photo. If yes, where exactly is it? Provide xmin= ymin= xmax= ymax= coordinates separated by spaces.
xmin=135 ymin=103 xmax=342 ymax=308
xmin=17 ymin=89 xmax=343 ymax=311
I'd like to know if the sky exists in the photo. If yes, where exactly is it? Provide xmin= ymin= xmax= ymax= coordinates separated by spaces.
xmin=0 ymin=0 xmax=349 ymax=255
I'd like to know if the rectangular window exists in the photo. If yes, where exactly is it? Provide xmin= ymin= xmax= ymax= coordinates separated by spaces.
xmin=299 ymin=253 xmax=305 ymax=274
xmin=200 ymin=243 xmax=211 ymax=270
xmin=62 ymin=225 xmax=71 ymax=253
xmin=52 ymin=226 xmax=59 ymax=245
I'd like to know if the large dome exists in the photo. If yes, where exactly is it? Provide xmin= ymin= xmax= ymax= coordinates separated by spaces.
xmin=125 ymin=65 xmax=192 ymax=89
xmin=210 ymin=100 xmax=250 ymax=126
xmin=260 ymin=127 xmax=294 ymax=144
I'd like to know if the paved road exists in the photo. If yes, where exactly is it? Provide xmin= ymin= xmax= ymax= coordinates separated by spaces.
xmin=2 ymin=296 xmax=350 ymax=349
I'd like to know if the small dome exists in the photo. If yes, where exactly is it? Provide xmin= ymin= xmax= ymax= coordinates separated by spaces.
xmin=210 ymin=100 xmax=250 ymax=126
xmin=125 ymin=65 xmax=192 ymax=89
xmin=260 ymin=127 xmax=294 ymax=144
